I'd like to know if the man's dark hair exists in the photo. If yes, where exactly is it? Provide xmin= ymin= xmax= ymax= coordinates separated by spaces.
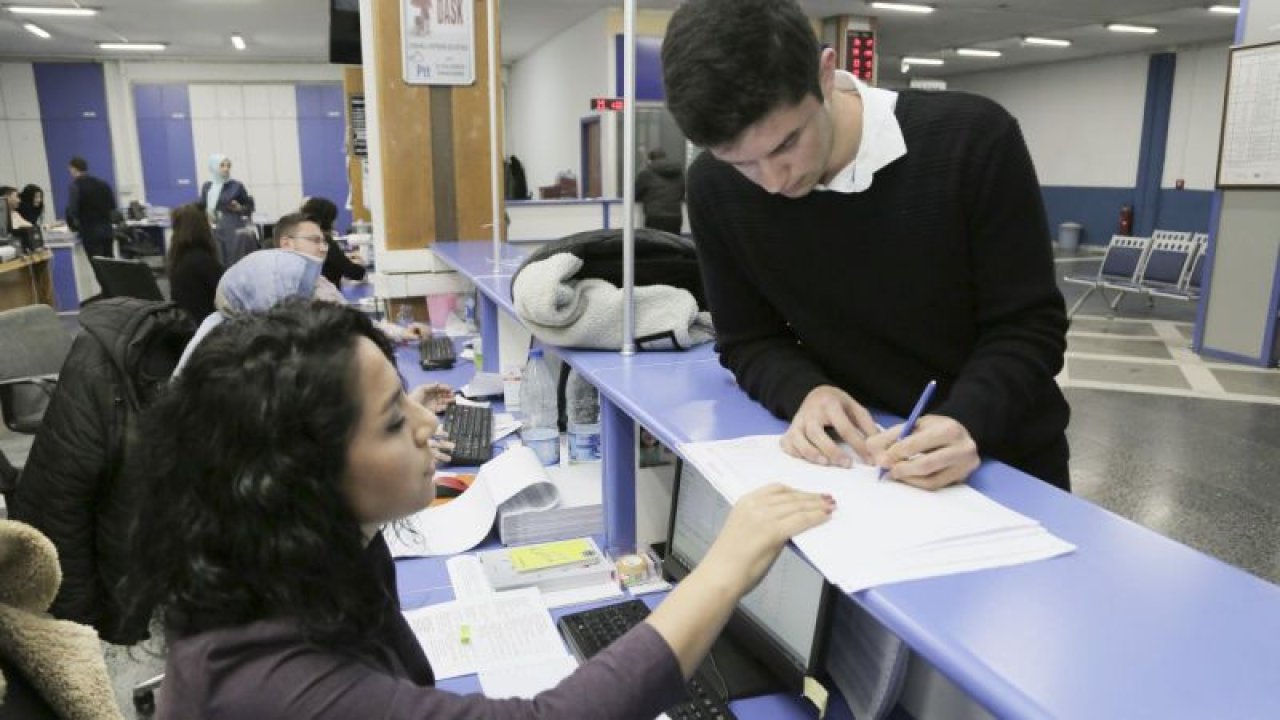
xmin=662 ymin=0 xmax=822 ymax=148
xmin=273 ymin=212 xmax=315 ymax=245
xmin=69 ymin=156 xmax=88 ymax=172
xmin=124 ymin=299 xmax=399 ymax=650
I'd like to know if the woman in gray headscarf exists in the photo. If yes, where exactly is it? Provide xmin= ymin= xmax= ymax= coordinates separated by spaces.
xmin=199 ymin=153 xmax=256 ymax=266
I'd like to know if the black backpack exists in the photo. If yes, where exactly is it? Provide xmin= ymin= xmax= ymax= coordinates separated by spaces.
xmin=511 ymin=227 xmax=707 ymax=310
xmin=12 ymin=298 xmax=195 ymax=643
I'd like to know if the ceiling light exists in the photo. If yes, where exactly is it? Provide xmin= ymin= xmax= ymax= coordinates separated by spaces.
xmin=870 ymin=2 xmax=934 ymax=14
xmin=231 ymin=34 xmax=246 ymax=50
xmin=1023 ymin=36 xmax=1072 ymax=47
xmin=7 ymin=5 xmax=97 ymax=16
xmin=1106 ymin=23 xmax=1159 ymax=34
xmin=956 ymin=48 xmax=1002 ymax=58
xmin=1208 ymin=5 xmax=1240 ymax=14
xmin=97 ymin=42 xmax=167 ymax=51
xmin=902 ymin=57 xmax=944 ymax=66
xmin=23 ymin=22 xmax=50 ymax=38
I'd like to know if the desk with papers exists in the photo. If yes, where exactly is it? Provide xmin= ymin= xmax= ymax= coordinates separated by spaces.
xmin=424 ymin=240 xmax=1280 ymax=719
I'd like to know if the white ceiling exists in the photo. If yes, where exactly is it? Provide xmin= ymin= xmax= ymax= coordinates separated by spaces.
xmin=0 ymin=1 xmax=1238 ymax=81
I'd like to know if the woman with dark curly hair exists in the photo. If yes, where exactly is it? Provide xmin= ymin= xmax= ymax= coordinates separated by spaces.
xmin=124 ymin=300 xmax=832 ymax=718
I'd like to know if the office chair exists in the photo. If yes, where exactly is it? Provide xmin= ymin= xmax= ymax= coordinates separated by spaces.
xmin=90 ymin=257 xmax=165 ymax=302
xmin=0 ymin=305 xmax=73 ymax=435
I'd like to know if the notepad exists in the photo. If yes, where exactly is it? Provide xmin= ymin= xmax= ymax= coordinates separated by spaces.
xmin=509 ymin=538 xmax=599 ymax=572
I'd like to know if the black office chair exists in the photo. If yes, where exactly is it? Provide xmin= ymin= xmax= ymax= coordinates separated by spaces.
xmin=90 ymin=257 xmax=165 ymax=302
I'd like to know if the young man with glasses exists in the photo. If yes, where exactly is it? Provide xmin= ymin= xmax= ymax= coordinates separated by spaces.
xmin=663 ymin=0 xmax=1070 ymax=491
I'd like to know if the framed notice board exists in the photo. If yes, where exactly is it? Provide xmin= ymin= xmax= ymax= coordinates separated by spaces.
xmin=1217 ymin=40 xmax=1280 ymax=188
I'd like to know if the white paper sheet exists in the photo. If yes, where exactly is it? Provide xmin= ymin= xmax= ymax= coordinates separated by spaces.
xmin=403 ymin=588 xmax=569 ymax=680
xmin=478 ymin=655 xmax=579 ymax=699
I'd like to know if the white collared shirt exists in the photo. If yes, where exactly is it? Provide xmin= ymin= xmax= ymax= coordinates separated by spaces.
xmin=814 ymin=71 xmax=907 ymax=194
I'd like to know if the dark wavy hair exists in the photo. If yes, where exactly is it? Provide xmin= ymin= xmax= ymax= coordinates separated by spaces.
xmin=300 ymin=196 xmax=339 ymax=234
xmin=662 ymin=0 xmax=822 ymax=148
xmin=165 ymin=203 xmax=219 ymax=277
xmin=124 ymin=299 xmax=400 ymax=649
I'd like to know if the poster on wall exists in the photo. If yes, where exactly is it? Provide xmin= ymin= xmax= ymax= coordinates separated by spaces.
xmin=402 ymin=0 xmax=476 ymax=86
xmin=1216 ymin=40 xmax=1280 ymax=188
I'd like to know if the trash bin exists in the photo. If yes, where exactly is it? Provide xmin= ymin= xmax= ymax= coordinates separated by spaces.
xmin=1058 ymin=222 xmax=1083 ymax=251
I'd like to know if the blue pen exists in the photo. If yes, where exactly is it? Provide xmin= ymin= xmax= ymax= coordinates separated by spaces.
xmin=880 ymin=380 xmax=937 ymax=481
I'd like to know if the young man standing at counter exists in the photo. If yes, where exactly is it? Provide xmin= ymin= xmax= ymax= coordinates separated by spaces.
xmin=662 ymin=0 xmax=1071 ymax=490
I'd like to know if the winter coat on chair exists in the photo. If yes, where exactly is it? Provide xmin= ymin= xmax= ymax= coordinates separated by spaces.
xmin=11 ymin=299 xmax=195 ymax=645
xmin=0 ymin=519 xmax=123 ymax=720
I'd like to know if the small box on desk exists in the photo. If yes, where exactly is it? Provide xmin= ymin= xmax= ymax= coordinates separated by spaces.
xmin=477 ymin=537 xmax=614 ymax=594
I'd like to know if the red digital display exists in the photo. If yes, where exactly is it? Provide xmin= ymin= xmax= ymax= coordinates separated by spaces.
xmin=845 ymin=30 xmax=876 ymax=82
xmin=590 ymin=97 xmax=626 ymax=112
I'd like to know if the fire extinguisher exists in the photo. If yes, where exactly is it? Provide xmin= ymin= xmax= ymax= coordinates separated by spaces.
xmin=1119 ymin=204 xmax=1134 ymax=235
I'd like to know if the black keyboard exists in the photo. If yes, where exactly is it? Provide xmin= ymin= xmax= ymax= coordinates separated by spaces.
xmin=419 ymin=336 xmax=456 ymax=370
xmin=442 ymin=404 xmax=493 ymax=466
xmin=558 ymin=600 xmax=737 ymax=720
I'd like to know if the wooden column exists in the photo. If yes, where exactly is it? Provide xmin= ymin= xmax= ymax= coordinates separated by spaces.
xmin=367 ymin=0 xmax=504 ymax=251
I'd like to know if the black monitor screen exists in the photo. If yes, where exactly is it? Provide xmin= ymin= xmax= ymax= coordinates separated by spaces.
xmin=664 ymin=461 xmax=832 ymax=691
xmin=330 ymin=0 xmax=362 ymax=65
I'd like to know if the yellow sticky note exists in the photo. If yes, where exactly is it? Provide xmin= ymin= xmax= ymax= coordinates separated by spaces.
xmin=803 ymin=676 xmax=829 ymax=718
xmin=459 ymin=624 xmax=471 ymax=644
xmin=508 ymin=538 xmax=597 ymax=573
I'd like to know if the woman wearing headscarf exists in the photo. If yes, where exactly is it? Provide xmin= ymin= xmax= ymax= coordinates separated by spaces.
xmin=16 ymin=184 xmax=44 ymax=226
xmin=199 ymin=153 xmax=256 ymax=266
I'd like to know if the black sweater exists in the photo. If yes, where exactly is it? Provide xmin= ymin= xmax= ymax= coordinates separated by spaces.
xmin=168 ymin=248 xmax=223 ymax=323
xmin=688 ymin=90 xmax=1069 ymax=485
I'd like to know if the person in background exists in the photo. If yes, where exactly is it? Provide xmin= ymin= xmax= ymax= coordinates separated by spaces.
xmin=16 ymin=184 xmax=44 ymax=227
xmin=663 ymin=0 xmax=1069 ymax=490
xmin=66 ymin=156 xmax=118 ymax=258
xmin=0 ymin=186 xmax=28 ymax=231
xmin=299 ymin=196 xmax=367 ymax=287
xmin=199 ymin=153 xmax=255 ymax=266
xmin=166 ymin=203 xmax=224 ymax=324
xmin=635 ymin=148 xmax=687 ymax=235
xmin=125 ymin=299 xmax=834 ymax=719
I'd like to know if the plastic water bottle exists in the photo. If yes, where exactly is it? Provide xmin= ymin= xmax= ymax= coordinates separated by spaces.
xmin=566 ymin=370 xmax=601 ymax=463
xmin=396 ymin=304 xmax=415 ymax=329
xmin=519 ymin=348 xmax=560 ymax=466
xmin=461 ymin=292 xmax=477 ymax=332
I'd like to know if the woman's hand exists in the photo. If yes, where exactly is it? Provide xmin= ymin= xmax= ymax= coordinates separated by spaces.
xmin=410 ymin=383 xmax=456 ymax=414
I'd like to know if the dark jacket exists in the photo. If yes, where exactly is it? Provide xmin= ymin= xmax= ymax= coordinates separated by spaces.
xmin=168 ymin=247 xmax=224 ymax=323
xmin=158 ymin=533 xmax=687 ymax=719
xmin=322 ymin=234 xmax=366 ymax=286
xmin=636 ymin=159 xmax=686 ymax=220
xmin=198 ymin=179 xmax=254 ymax=217
xmin=11 ymin=299 xmax=195 ymax=644
xmin=65 ymin=174 xmax=116 ymax=234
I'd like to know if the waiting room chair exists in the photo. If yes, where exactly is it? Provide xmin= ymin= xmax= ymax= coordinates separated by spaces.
xmin=0 ymin=305 xmax=73 ymax=435
xmin=1063 ymin=234 xmax=1153 ymax=318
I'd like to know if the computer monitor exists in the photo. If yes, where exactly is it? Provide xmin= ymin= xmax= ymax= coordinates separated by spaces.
xmin=663 ymin=460 xmax=833 ymax=697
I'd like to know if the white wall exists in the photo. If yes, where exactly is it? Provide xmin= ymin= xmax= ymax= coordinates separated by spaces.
xmin=0 ymin=63 xmax=51 ymax=212
xmin=506 ymin=9 xmax=610 ymax=196
xmin=948 ymin=53 xmax=1150 ymax=188
xmin=1163 ymin=43 xmax=1229 ymax=191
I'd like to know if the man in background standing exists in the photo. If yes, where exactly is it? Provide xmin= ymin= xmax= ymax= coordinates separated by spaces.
xmin=66 ymin=156 xmax=117 ymax=258
xmin=635 ymin=149 xmax=686 ymax=235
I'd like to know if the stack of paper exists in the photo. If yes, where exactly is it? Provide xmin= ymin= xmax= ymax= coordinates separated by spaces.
xmin=680 ymin=435 xmax=1074 ymax=592
xmin=385 ymin=446 xmax=603 ymax=558
xmin=499 ymin=461 xmax=603 ymax=546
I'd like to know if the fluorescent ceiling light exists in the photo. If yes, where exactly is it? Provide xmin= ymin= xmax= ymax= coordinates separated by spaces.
xmin=1106 ymin=23 xmax=1159 ymax=34
xmin=956 ymin=48 xmax=1002 ymax=58
xmin=870 ymin=2 xmax=934 ymax=14
xmin=97 ymin=42 xmax=167 ymax=51
xmin=1208 ymin=5 xmax=1240 ymax=14
xmin=8 ymin=6 xmax=97 ymax=16
xmin=231 ymin=34 xmax=246 ymax=50
xmin=902 ymin=57 xmax=944 ymax=65
xmin=23 ymin=22 xmax=50 ymax=38
xmin=1023 ymin=36 xmax=1071 ymax=47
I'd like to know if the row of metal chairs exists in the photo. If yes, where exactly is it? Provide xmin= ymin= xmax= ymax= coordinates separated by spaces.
xmin=1064 ymin=230 xmax=1208 ymax=319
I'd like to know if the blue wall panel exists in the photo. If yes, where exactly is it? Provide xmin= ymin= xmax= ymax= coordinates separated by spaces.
xmin=1134 ymin=54 xmax=1177 ymax=237
xmin=614 ymin=35 xmax=665 ymax=101
xmin=1040 ymin=186 xmax=1134 ymax=246
xmin=133 ymin=83 xmax=197 ymax=210
xmin=1155 ymin=189 xmax=1214 ymax=234
xmin=296 ymin=84 xmax=352 ymax=232
xmin=34 ymin=63 xmax=115 ymax=220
